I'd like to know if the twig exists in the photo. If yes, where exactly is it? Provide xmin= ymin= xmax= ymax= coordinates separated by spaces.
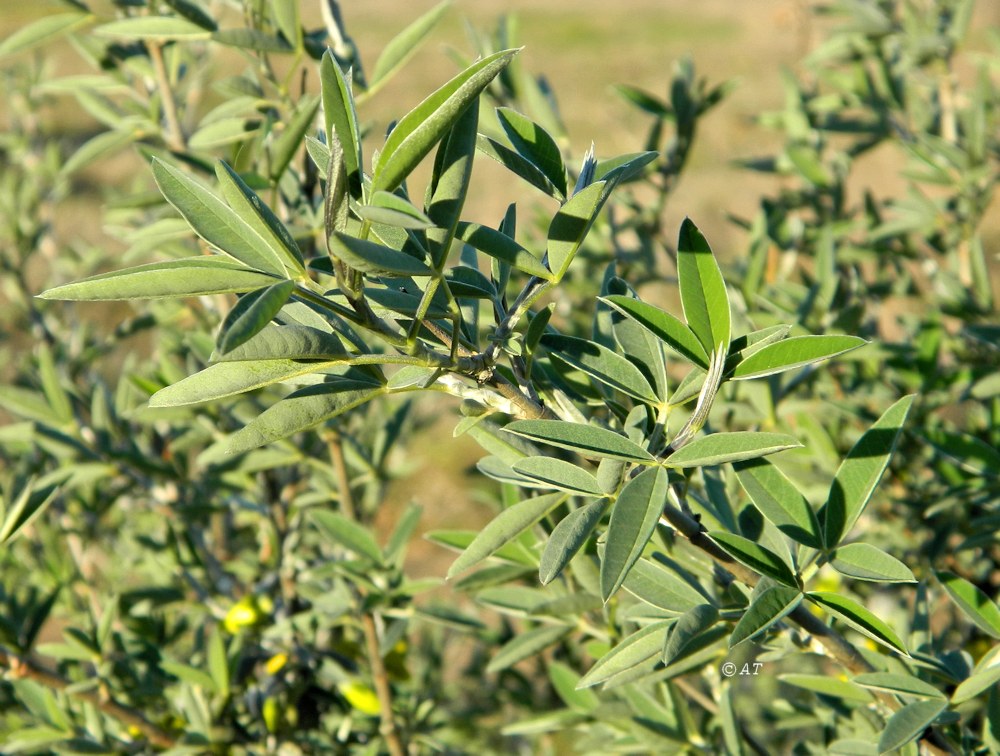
xmin=0 ymin=647 xmax=175 ymax=748
xmin=326 ymin=432 xmax=406 ymax=756
xmin=147 ymin=41 xmax=185 ymax=152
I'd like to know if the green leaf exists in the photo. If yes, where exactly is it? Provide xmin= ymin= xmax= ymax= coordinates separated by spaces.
xmin=708 ymin=532 xmax=798 ymax=587
xmin=372 ymin=48 xmax=518 ymax=193
xmin=548 ymin=661 xmax=599 ymax=712
xmin=730 ymin=335 xmax=867 ymax=380
xmin=807 ymin=592 xmax=908 ymax=655
xmin=455 ymin=222 xmax=550 ymax=279
xmin=730 ymin=586 xmax=803 ymax=647
xmin=486 ymin=625 xmax=570 ymax=673
xmin=601 ymin=295 xmax=709 ymax=369
xmin=215 ymin=162 xmax=305 ymax=274
xmin=270 ymin=95 xmax=320 ymax=182
xmin=369 ymin=1 xmax=450 ymax=93
xmin=328 ymin=232 xmax=432 ymax=277
xmin=677 ymin=218 xmax=730 ymax=353
xmin=539 ymin=500 xmax=608 ymax=585
xmin=511 ymin=458 xmax=604 ymax=496
xmin=665 ymin=432 xmax=801 ymax=468
xmin=663 ymin=604 xmax=718 ymax=664
xmin=951 ymin=663 xmax=1000 ymax=704
xmin=542 ymin=334 xmax=658 ymax=403
xmin=601 ymin=467 xmax=668 ymax=601
xmin=311 ymin=509 xmax=383 ymax=564
xmin=0 ymin=12 xmax=92 ymax=58
xmin=821 ymin=395 xmax=916 ymax=549
xmin=779 ymin=674 xmax=874 ymax=703
xmin=447 ymin=493 xmax=566 ymax=579
xmin=935 ymin=570 xmax=1000 ymax=639
xmin=207 ymin=627 xmax=229 ymax=695
xmin=227 ymin=383 xmax=384 ymax=453
xmin=217 ymin=281 xmax=295 ymax=355
xmin=151 ymin=159 xmax=287 ymax=276
xmin=496 ymin=107 xmax=567 ymax=199
xmin=476 ymin=135 xmax=564 ymax=199
xmin=271 ymin=0 xmax=301 ymax=49
xmin=830 ymin=543 xmax=916 ymax=583
xmin=357 ymin=191 xmax=435 ymax=229
xmin=426 ymin=98 xmax=479 ymax=266
xmin=94 ymin=16 xmax=210 ymax=40
xmin=853 ymin=673 xmax=946 ymax=700
xmin=577 ymin=621 xmax=670 ymax=689
xmin=213 ymin=325 xmax=346 ymax=362
xmin=150 ymin=359 xmax=344 ymax=407
xmin=0 ymin=480 xmax=58 ymax=545
xmin=212 ymin=28 xmax=292 ymax=53
xmin=877 ymin=700 xmax=947 ymax=754
xmin=504 ymin=420 xmax=654 ymax=463
xmin=546 ymin=180 xmax=609 ymax=282
xmin=38 ymin=258 xmax=279 ymax=301
xmin=922 ymin=428 xmax=1000 ymax=478
xmin=320 ymin=50 xmax=362 ymax=194
xmin=622 ymin=557 xmax=709 ymax=613
xmin=734 ymin=459 xmax=822 ymax=549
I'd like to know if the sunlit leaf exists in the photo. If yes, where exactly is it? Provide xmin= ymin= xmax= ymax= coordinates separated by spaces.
xmin=601 ymin=295 xmax=709 ymax=368
xmin=505 ymin=420 xmax=654 ymax=463
xmin=730 ymin=335 xmax=867 ymax=380
xmin=807 ymin=592 xmax=908 ymax=655
xmin=877 ymin=700 xmax=947 ymax=754
xmin=664 ymin=432 xmax=801 ymax=468
xmin=730 ymin=586 xmax=802 ymax=647
xmin=935 ymin=570 xmax=1000 ymax=640
xmin=734 ymin=458 xmax=822 ymax=548
xmin=821 ymin=395 xmax=916 ymax=549
xmin=542 ymin=334 xmax=658 ymax=403
xmin=830 ymin=543 xmax=915 ymax=583
xmin=677 ymin=218 xmax=730 ymax=353
xmin=601 ymin=467 xmax=668 ymax=601
xmin=708 ymin=532 xmax=798 ymax=587
xmin=539 ymin=500 xmax=608 ymax=585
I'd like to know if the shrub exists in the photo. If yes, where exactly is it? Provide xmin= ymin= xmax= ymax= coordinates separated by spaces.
xmin=1 ymin=1 xmax=998 ymax=753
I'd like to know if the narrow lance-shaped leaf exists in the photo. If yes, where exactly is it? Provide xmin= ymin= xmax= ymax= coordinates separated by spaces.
xmin=228 ymin=383 xmax=385 ymax=454
xmin=455 ymin=222 xmax=550 ymax=279
xmin=877 ymin=701 xmax=947 ymax=754
xmin=708 ymin=532 xmax=798 ymax=588
xmin=677 ymin=218 xmax=730 ymax=353
xmin=735 ymin=458 xmax=822 ymax=549
xmin=426 ymin=98 xmax=479 ymax=267
xmin=808 ymin=592 xmax=909 ymax=655
xmin=496 ymin=107 xmax=567 ymax=199
xmin=730 ymin=586 xmax=803 ymax=647
xmin=853 ymin=673 xmax=946 ymax=700
xmin=486 ymin=625 xmax=570 ymax=674
xmin=217 ymin=280 xmax=296 ymax=356
xmin=935 ymin=570 xmax=1000 ymax=639
xmin=623 ymin=557 xmax=710 ymax=613
xmin=951 ymin=664 xmax=1000 ymax=705
xmin=546 ymin=180 xmax=608 ymax=282
xmin=476 ymin=134 xmax=564 ymax=199
xmin=368 ymin=1 xmax=450 ymax=94
xmin=541 ymin=334 xmax=658 ymax=403
xmin=830 ymin=543 xmax=916 ymax=583
xmin=663 ymin=605 xmax=718 ymax=664
xmin=311 ymin=510 xmax=383 ymax=564
xmin=320 ymin=50 xmax=362 ymax=195
xmin=577 ymin=621 xmax=671 ymax=689
xmin=356 ymin=191 xmax=434 ymax=230
xmin=94 ymin=17 xmax=211 ymax=40
xmin=0 ymin=12 xmax=93 ymax=57
xmin=213 ymin=325 xmax=347 ymax=362
xmin=601 ymin=467 xmax=668 ymax=601
xmin=270 ymin=95 xmax=320 ymax=182
xmin=447 ymin=493 xmax=566 ymax=579
xmin=372 ymin=48 xmax=519 ymax=194
xmin=151 ymin=159 xmax=286 ymax=276
xmin=821 ymin=394 xmax=916 ymax=549
xmin=664 ymin=432 xmax=802 ymax=468
xmin=38 ymin=258 xmax=280 ymax=301
xmin=328 ymin=233 xmax=433 ymax=277
xmin=504 ymin=420 xmax=655 ymax=463
xmin=215 ymin=162 xmax=305 ymax=274
xmin=539 ymin=500 xmax=608 ymax=585
xmin=601 ymin=295 xmax=709 ymax=369
xmin=730 ymin=335 xmax=867 ymax=380
xmin=511 ymin=458 xmax=604 ymax=496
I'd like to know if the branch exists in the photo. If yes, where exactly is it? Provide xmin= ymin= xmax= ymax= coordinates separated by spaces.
xmin=0 ymin=647 xmax=175 ymax=748
xmin=147 ymin=41 xmax=185 ymax=153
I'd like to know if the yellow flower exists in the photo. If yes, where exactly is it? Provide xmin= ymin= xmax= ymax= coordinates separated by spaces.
xmin=265 ymin=652 xmax=289 ymax=675
xmin=223 ymin=596 xmax=268 ymax=634
xmin=340 ymin=680 xmax=381 ymax=716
